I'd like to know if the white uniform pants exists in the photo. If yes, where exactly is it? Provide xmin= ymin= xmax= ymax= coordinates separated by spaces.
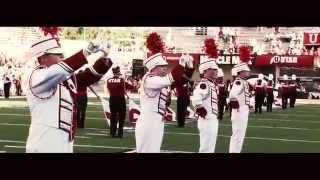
xmin=26 ymin=124 xmax=73 ymax=153
xmin=135 ymin=111 xmax=164 ymax=153
xmin=229 ymin=107 xmax=249 ymax=153
xmin=198 ymin=115 xmax=219 ymax=153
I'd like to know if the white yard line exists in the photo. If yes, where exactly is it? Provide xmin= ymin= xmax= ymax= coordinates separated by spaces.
xmin=253 ymin=118 xmax=320 ymax=124
xmin=2 ymin=112 xmax=320 ymax=124
xmin=86 ymin=110 xmax=104 ymax=113
xmin=86 ymin=127 xmax=107 ymax=131
xmin=160 ymin=150 xmax=194 ymax=153
xmin=219 ymin=123 xmax=320 ymax=131
xmin=4 ymin=109 xmax=320 ymax=116
xmin=235 ymin=136 xmax=320 ymax=143
xmin=86 ymin=133 xmax=108 ymax=136
xmin=0 ymin=113 xmax=30 ymax=116
xmin=165 ymin=132 xmax=320 ymax=143
xmin=166 ymin=122 xmax=320 ymax=131
xmin=84 ymin=131 xmax=320 ymax=144
xmin=0 ymin=139 xmax=25 ymax=144
xmin=0 ymin=123 xmax=29 ymax=126
xmin=7 ymin=112 xmax=319 ymax=120
xmin=1 ymin=120 xmax=320 ymax=132
xmin=252 ymin=114 xmax=320 ymax=118
xmin=4 ymin=145 xmax=24 ymax=149
xmin=4 ymin=144 xmax=133 ymax=150
xmin=74 ymin=144 xmax=133 ymax=150
xmin=1 ymin=129 xmax=320 ymax=153
xmin=75 ymin=136 xmax=91 ymax=139
xmin=0 ymin=113 xmax=105 ymax=121
xmin=69 ymin=127 xmax=134 ymax=131
xmin=4 ymin=144 xmax=193 ymax=153
xmin=87 ymin=117 xmax=107 ymax=120
xmin=2 ymin=107 xmax=29 ymax=110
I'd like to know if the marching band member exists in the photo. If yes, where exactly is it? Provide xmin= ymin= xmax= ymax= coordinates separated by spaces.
xmin=24 ymin=28 xmax=113 ymax=153
xmin=135 ymin=33 xmax=186 ymax=153
xmin=191 ymin=38 xmax=220 ymax=153
xmin=228 ymin=45 xmax=252 ymax=153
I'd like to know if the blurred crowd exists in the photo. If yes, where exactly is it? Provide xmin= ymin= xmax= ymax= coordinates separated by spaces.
xmin=0 ymin=57 xmax=24 ymax=98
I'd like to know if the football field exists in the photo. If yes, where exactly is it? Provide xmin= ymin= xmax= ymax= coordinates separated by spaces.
xmin=1 ymin=97 xmax=320 ymax=153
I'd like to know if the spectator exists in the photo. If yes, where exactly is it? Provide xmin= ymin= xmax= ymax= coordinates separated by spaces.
xmin=14 ymin=75 xmax=22 ymax=96
xmin=0 ymin=76 xmax=3 ymax=96
xmin=3 ymin=75 xmax=11 ymax=98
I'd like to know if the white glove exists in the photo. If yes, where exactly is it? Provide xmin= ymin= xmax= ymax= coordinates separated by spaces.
xmin=98 ymin=42 xmax=111 ymax=58
xmin=83 ymin=41 xmax=111 ymax=58
xmin=83 ymin=41 xmax=101 ymax=57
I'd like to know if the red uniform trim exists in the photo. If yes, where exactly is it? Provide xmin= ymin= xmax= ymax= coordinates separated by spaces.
xmin=63 ymin=50 xmax=87 ymax=71
xmin=75 ymin=58 xmax=112 ymax=90
xmin=93 ymin=58 xmax=113 ymax=75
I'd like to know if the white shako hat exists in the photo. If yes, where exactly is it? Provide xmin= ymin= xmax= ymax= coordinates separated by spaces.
xmin=199 ymin=56 xmax=219 ymax=74
xmin=29 ymin=37 xmax=63 ymax=59
xmin=232 ymin=45 xmax=251 ymax=74
xmin=144 ymin=53 xmax=168 ymax=71
xmin=144 ymin=32 xmax=168 ymax=71
xmin=26 ymin=27 xmax=63 ymax=60
xmin=200 ymin=38 xmax=219 ymax=74
xmin=233 ymin=62 xmax=251 ymax=74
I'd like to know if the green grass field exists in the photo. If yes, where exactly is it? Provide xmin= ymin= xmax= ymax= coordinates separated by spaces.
xmin=1 ymin=97 xmax=320 ymax=153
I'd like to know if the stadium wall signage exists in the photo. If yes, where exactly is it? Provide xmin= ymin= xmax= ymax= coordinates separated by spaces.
xmin=255 ymin=55 xmax=314 ymax=67
xmin=304 ymin=32 xmax=320 ymax=45
xmin=154 ymin=53 xmax=254 ymax=65
xmin=199 ymin=54 xmax=253 ymax=65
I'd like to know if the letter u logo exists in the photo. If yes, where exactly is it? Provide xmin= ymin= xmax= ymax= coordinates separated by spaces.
xmin=309 ymin=33 xmax=318 ymax=44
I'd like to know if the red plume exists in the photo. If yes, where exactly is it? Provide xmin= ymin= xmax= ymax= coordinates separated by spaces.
xmin=239 ymin=45 xmax=251 ymax=63
xmin=146 ymin=32 xmax=165 ymax=55
xmin=204 ymin=38 xmax=218 ymax=58
xmin=40 ymin=27 xmax=62 ymax=38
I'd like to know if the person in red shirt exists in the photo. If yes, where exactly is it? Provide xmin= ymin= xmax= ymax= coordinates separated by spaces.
xmin=75 ymin=70 xmax=88 ymax=129
xmin=266 ymin=75 xmax=274 ymax=112
xmin=280 ymin=74 xmax=289 ymax=110
xmin=289 ymin=74 xmax=298 ymax=108
xmin=171 ymin=64 xmax=194 ymax=127
xmin=106 ymin=66 xmax=134 ymax=138
xmin=216 ymin=68 xmax=228 ymax=121
xmin=254 ymin=78 xmax=266 ymax=114
xmin=14 ymin=75 xmax=22 ymax=96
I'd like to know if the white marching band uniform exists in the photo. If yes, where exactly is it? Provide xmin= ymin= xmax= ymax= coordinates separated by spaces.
xmin=26 ymin=61 xmax=78 ymax=153
xmin=24 ymin=38 xmax=112 ymax=153
xmin=191 ymin=58 xmax=219 ymax=153
xmin=135 ymin=53 xmax=174 ymax=153
xmin=229 ymin=63 xmax=251 ymax=153
xmin=135 ymin=73 xmax=174 ymax=153
xmin=192 ymin=78 xmax=219 ymax=153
